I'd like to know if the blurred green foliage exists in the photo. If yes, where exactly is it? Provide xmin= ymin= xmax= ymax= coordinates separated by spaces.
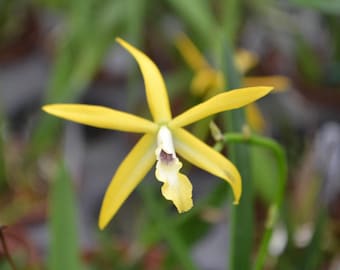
xmin=290 ymin=0 xmax=340 ymax=14
xmin=49 ymin=161 xmax=81 ymax=270
xmin=30 ymin=0 xmax=126 ymax=157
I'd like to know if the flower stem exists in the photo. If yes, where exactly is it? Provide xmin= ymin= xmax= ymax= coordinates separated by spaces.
xmin=218 ymin=132 xmax=287 ymax=270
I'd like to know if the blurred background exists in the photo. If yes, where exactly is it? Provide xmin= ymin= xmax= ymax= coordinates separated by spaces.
xmin=1 ymin=0 xmax=340 ymax=269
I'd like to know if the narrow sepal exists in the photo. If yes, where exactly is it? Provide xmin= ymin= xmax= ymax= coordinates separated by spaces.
xmin=169 ymin=86 xmax=273 ymax=128
xmin=173 ymin=128 xmax=241 ymax=204
xmin=43 ymin=104 xmax=157 ymax=133
xmin=99 ymin=134 xmax=156 ymax=229
xmin=116 ymin=38 xmax=172 ymax=123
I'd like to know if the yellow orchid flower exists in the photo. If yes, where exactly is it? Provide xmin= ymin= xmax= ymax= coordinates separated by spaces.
xmin=175 ymin=34 xmax=289 ymax=132
xmin=43 ymin=38 xmax=273 ymax=229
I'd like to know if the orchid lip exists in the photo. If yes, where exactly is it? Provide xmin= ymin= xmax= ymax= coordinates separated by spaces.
xmin=155 ymin=126 xmax=193 ymax=213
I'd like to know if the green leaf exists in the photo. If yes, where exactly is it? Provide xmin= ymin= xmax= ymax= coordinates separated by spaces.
xmin=295 ymin=36 xmax=322 ymax=83
xmin=29 ymin=0 xmax=125 ymax=158
xmin=124 ymin=0 xmax=147 ymax=43
xmin=48 ymin=160 xmax=81 ymax=270
xmin=300 ymin=209 xmax=327 ymax=270
xmin=221 ymin=0 xmax=242 ymax=43
xmin=166 ymin=0 xmax=218 ymax=47
xmin=221 ymin=37 xmax=253 ymax=270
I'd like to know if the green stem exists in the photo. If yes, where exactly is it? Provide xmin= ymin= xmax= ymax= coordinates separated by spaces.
xmin=218 ymin=132 xmax=287 ymax=270
xmin=222 ymin=133 xmax=287 ymax=207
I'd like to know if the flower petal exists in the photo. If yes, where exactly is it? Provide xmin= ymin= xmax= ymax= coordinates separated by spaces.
xmin=172 ymin=128 xmax=241 ymax=204
xmin=243 ymin=76 xmax=290 ymax=92
xmin=169 ymin=86 xmax=273 ymax=128
xmin=43 ymin=104 xmax=157 ymax=133
xmin=175 ymin=34 xmax=210 ymax=71
xmin=116 ymin=38 xmax=172 ymax=123
xmin=235 ymin=49 xmax=258 ymax=74
xmin=246 ymin=104 xmax=266 ymax=133
xmin=191 ymin=69 xmax=224 ymax=97
xmin=98 ymin=134 xmax=156 ymax=229
xmin=155 ymin=158 xmax=193 ymax=213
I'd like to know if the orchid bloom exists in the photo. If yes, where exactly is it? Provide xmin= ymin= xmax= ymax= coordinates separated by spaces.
xmin=175 ymin=34 xmax=289 ymax=131
xmin=43 ymin=38 xmax=273 ymax=229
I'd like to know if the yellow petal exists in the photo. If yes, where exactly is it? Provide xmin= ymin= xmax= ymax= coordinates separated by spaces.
xmin=243 ymin=76 xmax=290 ymax=92
xmin=235 ymin=49 xmax=259 ymax=74
xmin=43 ymin=104 xmax=157 ymax=133
xmin=169 ymin=86 xmax=273 ymax=128
xmin=155 ymin=158 xmax=193 ymax=213
xmin=116 ymin=38 xmax=172 ymax=123
xmin=99 ymin=134 xmax=156 ymax=229
xmin=172 ymin=128 xmax=241 ymax=204
xmin=246 ymin=103 xmax=266 ymax=133
xmin=175 ymin=34 xmax=210 ymax=71
xmin=191 ymin=69 xmax=224 ymax=97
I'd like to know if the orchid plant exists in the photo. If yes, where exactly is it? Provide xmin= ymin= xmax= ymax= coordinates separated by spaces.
xmin=43 ymin=38 xmax=272 ymax=229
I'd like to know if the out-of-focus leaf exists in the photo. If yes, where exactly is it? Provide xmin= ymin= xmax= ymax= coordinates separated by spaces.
xmin=48 ymin=161 xmax=81 ymax=270
xmin=221 ymin=37 xmax=253 ymax=270
xmin=166 ymin=0 xmax=218 ymax=47
xmin=326 ymin=15 xmax=340 ymax=61
xmin=222 ymin=0 xmax=241 ymax=43
xmin=30 ymin=0 xmax=125 ymax=158
xmin=164 ymin=68 xmax=192 ymax=98
xmin=290 ymin=0 xmax=340 ymax=14
xmin=296 ymin=36 xmax=322 ymax=83
xmin=124 ymin=0 xmax=147 ymax=109
xmin=46 ymin=0 xmax=125 ymax=103
xmin=0 ymin=261 xmax=11 ymax=270
xmin=251 ymin=145 xmax=279 ymax=203
xmin=125 ymin=0 xmax=146 ymax=43
xmin=300 ymin=209 xmax=327 ymax=270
